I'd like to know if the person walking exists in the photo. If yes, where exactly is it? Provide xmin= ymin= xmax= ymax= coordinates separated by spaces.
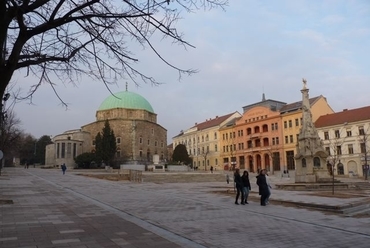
xmin=210 ymin=166 xmax=213 ymax=173
xmin=256 ymin=169 xmax=269 ymax=206
xmin=241 ymin=171 xmax=251 ymax=204
xmin=61 ymin=163 xmax=67 ymax=175
xmin=234 ymin=168 xmax=244 ymax=205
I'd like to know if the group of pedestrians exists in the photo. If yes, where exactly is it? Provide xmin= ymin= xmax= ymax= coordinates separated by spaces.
xmin=233 ymin=168 xmax=251 ymax=205
xmin=233 ymin=168 xmax=272 ymax=206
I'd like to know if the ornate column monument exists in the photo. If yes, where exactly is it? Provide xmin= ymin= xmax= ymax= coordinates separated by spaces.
xmin=295 ymin=79 xmax=329 ymax=183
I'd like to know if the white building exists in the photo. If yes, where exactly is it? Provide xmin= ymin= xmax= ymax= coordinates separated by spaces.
xmin=315 ymin=106 xmax=370 ymax=177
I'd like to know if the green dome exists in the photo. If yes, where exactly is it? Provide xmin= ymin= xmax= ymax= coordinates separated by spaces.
xmin=98 ymin=91 xmax=154 ymax=113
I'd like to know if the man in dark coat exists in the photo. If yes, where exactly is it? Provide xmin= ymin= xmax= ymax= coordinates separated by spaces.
xmin=256 ymin=169 xmax=269 ymax=206
xmin=234 ymin=168 xmax=244 ymax=205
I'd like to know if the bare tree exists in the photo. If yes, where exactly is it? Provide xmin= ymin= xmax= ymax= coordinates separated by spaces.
xmin=325 ymin=128 xmax=346 ymax=194
xmin=202 ymin=148 xmax=209 ymax=171
xmin=0 ymin=109 xmax=22 ymax=174
xmin=0 ymin=0 xmax=227 ymax=108
xmin=358 ymin=126 xmax=370 ymax=180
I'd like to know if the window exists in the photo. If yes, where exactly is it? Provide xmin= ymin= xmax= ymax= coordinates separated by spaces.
xmin=247 ymin=128 xmax=252 ymax=135
xmin=57 ymin=143 xmax=60 ymax=158
xmin=240 ymin=130 xmax=243 ymax=136
xmin=161 ymin=141 xmax=164 ymax=148
xmin=233 ymin=144 xmax=236 ymax=151
xmin=276 ymin=137 xmax=279 ymax=145
xmin=325 ymin=147 xmax=330 ymax=155
xmin=207 ymin=146 xmax=209 ymax=152
xmin=334 ymin=130 xmax=340 ymax=138
xmin=73 ymin=143 xmax=77 ymax=158
xmin=147 ymin=139 xmax=150 ymax=145
xmin=67 ymin=143 xmax=71 ymax=157
xmin=206 ymin=134 xmax=209 ymax=141
xmin=272 ymin=137 xmax=276 ymax=145
xmin=139 ymin=150 xmax=143 ymax=157
xmin=286 ymin=151 xmax=295 ymax=170
xmin=215 ymin=159 xmax=218 ymax=165
xmin=202 ymin=136 xmax=204 ymax=142
xmin=336 ymin=146 xmax=342 ymax=155
xmin=295 ymin=118 xmax=299 ymax=126
xmin=262 ymin=124 xmax=268 ymax=132
xmin=288 ymin=120 xmax=292 ymax=128
xmin=347 ymin=130 xmax=352 ymax=137
xmin=274 ymin=123 xmax=278 ymax=130
xmin=61 ymin=143 xmax=65 ymax=158
xmin=285 ymin=136 xmax=288 ymax=144
xmin=359 ymin=127 xmax=365 ymax=135
xmin=202 ymin=147 xmax=204 ymax=153
xmin=324 ymin=132 xmax=329 ymax=140
xmin=361 ymin=143 xmax=366 ymax=153
xmin=154 ymin=141 xmax=157 ymax=147
xmin=271 ymin=124 xmax=275 ymax=131
xmin=284 ymin=121 xmax=287 ymax=129
xmin=289 ymin=135 xmax=293 ymax=143
xmin=214 ymin=132 xmax=217 ymax=140
xmin=223 ymin=134 xmax=225 ymax=140
xmin=348 ymin=144 xmax=354 ymax=154
xmin=152 ymin=128 xmax=154 ymax=135
xmin=215 ymin=144 xmax=218 ymax=152
xmin=247 ymin=140 xmax=252 ymax=148
xmin=116 ymin=137 xmax=121 ymax=144
xmin=116 ymin=150 xmax=121 ymax=158
xmin=139 ymin=137 xmax=143 ymax=144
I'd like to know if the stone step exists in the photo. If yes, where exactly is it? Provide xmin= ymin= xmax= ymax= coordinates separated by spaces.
xmin=142 ymin=173 xmax=227 ymax=183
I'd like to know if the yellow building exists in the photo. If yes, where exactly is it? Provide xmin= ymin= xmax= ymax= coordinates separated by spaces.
xmin=172 ymin=112 xmax=241 ymax=171
xmin=280 ymin=95 xmax=334 ymax=171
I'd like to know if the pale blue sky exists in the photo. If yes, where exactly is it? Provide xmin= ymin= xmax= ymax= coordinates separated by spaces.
xmin=11 ymin=0 xmax=370 ymax=143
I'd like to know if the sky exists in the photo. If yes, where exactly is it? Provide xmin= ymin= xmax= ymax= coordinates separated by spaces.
xmin=10 ymin=0 xmax=370 ymax=144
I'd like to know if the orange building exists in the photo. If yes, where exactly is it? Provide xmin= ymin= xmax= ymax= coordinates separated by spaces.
xmin=220 ymin=96 xmax=286 ymax=173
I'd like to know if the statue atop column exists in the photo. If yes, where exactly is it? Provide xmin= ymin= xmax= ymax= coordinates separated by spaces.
xmin=295 ymin=79 xmax=329 ymax=183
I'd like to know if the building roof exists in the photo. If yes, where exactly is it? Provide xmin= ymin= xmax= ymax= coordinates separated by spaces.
xmin=98 ymin=91 xmax=154 ymax=113
xmin=280 ymin=95 xmax=321 ymax=114
xmin=315 ymin=106 xmax=370 ymax=128
xmin=193 ymin=112 xmax=236 ymax=130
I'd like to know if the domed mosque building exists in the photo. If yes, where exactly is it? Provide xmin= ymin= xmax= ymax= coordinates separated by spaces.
xmin=45 ymin=88 xmax=168 ymax=168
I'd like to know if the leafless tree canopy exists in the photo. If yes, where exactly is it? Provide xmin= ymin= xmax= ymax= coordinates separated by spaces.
xmin=0 ymin=0 xmax=227 ymax=105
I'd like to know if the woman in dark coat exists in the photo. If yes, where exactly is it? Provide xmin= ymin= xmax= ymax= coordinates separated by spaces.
xmin=234 ymin=168 xmax=244 ymax=205
xmin=256 ymin=169 xmax=269 ymax=206
xmin=241 ymin=171 xmax=251 ymax=204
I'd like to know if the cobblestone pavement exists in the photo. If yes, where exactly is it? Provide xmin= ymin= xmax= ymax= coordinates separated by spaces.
xmin=1 ymin=168 xmax=370 ymax=248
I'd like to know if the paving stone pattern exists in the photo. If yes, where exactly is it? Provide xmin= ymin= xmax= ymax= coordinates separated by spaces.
xmin=1 ymin=168 xmax=370 ymax=248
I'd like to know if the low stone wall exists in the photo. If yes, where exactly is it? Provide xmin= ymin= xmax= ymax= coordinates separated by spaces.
xmin=120 ymin=164 xmax=145 ymax=171
xmin=167 ymin=165 xmax=189 ymax=172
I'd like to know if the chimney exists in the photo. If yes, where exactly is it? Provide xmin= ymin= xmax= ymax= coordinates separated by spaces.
xmin=343 ymin=109 xmax=348 ymax=112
